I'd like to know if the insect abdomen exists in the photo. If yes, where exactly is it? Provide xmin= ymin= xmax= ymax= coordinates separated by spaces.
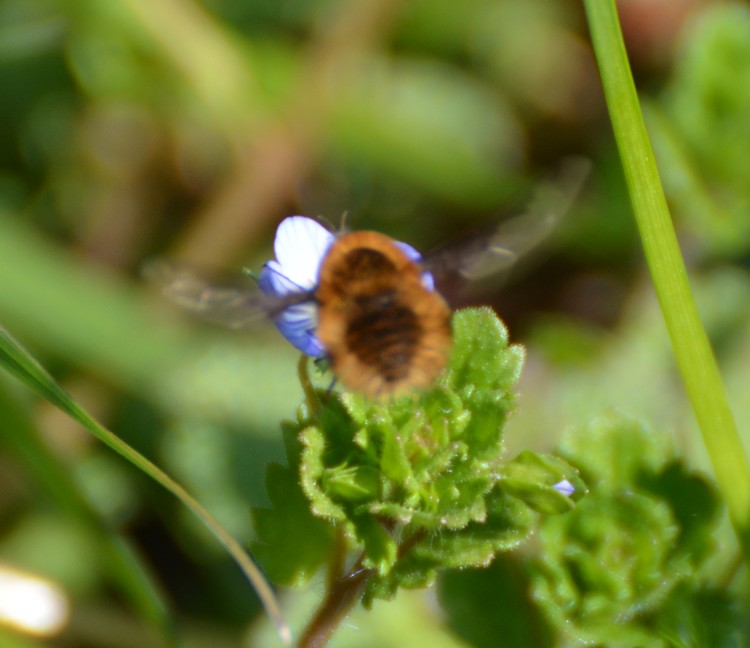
xmin=316 ymin=230 xmax=452 ymax=397
xmin=345 ymin=293 xmax=423 ymax=385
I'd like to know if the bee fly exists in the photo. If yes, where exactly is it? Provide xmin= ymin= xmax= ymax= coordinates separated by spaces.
xmin=147 ymin=159 xmax=589 ymax=398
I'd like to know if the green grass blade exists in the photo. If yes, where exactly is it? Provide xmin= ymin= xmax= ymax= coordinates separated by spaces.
xmin=582 ymin=0 xmax=750 ymax=554
xmin=0 ymin=383 xmax=175 ymax=642
xmin=0 ymin=326 xmax=291 ymax=645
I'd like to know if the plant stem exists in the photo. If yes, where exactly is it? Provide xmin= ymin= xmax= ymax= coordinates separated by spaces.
xmin=297 ymin=524 xmax=426 ymax=646
xmin=583 ymin=0 xmax=750 ymax=556
xmin=297 ymin=561 xmax=372 ymax=648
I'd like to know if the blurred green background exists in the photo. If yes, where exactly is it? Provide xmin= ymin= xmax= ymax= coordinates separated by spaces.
xmin=2 ymin=0 xmax=750 ymax=645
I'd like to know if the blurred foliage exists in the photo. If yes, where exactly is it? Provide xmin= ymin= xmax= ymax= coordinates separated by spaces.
xmin=1 ymin=0 xmax=750 ymax=646
xmin=533 ymin=415 xmax=726 ymax=647
xmin=650 ymin=3 xmax=750 ymax=259
xmin=438 ymin=413 xmax=740 ymax=648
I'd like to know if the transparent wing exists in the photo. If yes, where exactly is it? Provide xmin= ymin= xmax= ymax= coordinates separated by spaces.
xmin=143 ymin=261 xmax=313 ymax=329
xmin=425 ymin=157 xmax=591 ymax=283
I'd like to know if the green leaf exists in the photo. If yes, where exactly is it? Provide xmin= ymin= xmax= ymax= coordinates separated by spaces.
xmin=558 ymin=412 xmax=667 ymax=490
xmin=364 ymin=487 xmax=536 ymax=605
xmin=448 ymin=306 xmax=524 ymax=393
xmin=299 ymin=425 xmax=349 ymax=522
xmin=438 ymin=555 xmax=555 ymax=648
xmin=323 ymin=464 xmax=382 ymax=503
xmin=501 ymin=450 xmax=584 ymax=514
xmin=352 ymin=513 xmax=398 ymax=576
xmin=639 ymin=461 xmax=720 ymax=563
xmin=251 ymin=462 xmax=335 ymax=587
xmin=532 ymin=491 xmax=680 ymax=645
xmin=655 ymin=585 xmax=747 ymax=648
xmin=531 ymin=413 xmax=724 ymax=647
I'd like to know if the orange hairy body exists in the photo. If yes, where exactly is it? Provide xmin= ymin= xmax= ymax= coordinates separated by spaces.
xmin=315 ymin=231 xmax=452 ymax=397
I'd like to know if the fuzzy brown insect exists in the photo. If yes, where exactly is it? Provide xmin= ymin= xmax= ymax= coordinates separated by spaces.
xmin=315 ymin=230 xmax=452 ymax=397
xmin=148 ymin=158 xmax=589 ymax=399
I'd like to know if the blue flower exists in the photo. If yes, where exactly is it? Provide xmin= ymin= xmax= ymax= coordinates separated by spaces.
xmin=552 ymin=479 xmax=575 ymax=497
xmin=259 ymin=216 xmax=334 ymax=357
xmin=259 ymin=216 xmax=435 ymax=358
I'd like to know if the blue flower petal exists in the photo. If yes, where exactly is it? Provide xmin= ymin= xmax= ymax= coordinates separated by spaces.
xmin=258 ymin=260 xmax=304 ymax=295
xmin=552 ymin=479 xmax=575 ymax=497
xmin=273 ymin=216 xmax=334 ymax=289
xmin=259 ymin=217 xmax=333 ymax=357
xmin=274 ymin=302 xmax=327 ymax=357
xmin=394 ymin=241 xmax=435 ymax=291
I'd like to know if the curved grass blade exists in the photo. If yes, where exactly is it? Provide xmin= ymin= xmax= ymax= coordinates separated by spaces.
xmin=0 ymin=326 xmax=291 ymax=645
xmin=0 ymin=384 xmax=175 ymax=643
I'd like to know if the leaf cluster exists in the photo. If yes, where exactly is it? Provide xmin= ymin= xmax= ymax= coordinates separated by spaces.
xmin=531 ymin=414 xmax=741 ymax=648
xmin=437 ymin=413 xmax=740 ymax=648
xmin=251 ymin=307 xmax=580 ymax=604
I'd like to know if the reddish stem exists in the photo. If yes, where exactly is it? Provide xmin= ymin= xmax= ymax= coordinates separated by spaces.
xmin=297 ymin=561 xmax=372 ymax=648
xmin=297 ymin=528 xmax=426 ymax=647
